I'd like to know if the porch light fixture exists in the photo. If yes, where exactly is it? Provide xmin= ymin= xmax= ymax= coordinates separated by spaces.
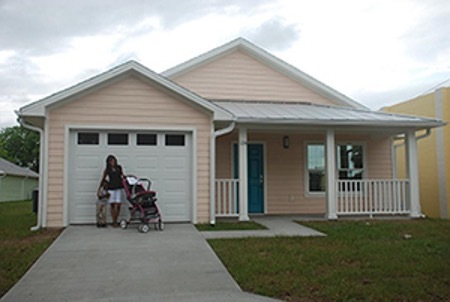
xmin=283 ymin=136 xmax=289 ymax=149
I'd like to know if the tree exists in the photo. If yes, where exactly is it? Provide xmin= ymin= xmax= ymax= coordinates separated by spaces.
xmin=0 ymin=125 xmax=40 ymax=172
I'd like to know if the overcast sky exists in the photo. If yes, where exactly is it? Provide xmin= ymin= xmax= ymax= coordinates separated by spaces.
xmin=1 ymin=0 xmax=449 ymax=128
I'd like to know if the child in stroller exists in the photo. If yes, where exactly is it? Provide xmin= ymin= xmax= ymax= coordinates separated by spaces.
xmin=119 ymin=175 xmax=164 ymax=233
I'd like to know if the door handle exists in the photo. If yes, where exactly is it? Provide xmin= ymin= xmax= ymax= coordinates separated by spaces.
xmin=259 ymin=174 xmax=264 ymax=185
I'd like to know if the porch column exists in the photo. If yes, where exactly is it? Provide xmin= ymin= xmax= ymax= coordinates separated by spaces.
xmin=406 ymin=130 xmax=421 ymax=218
xmin=326 ymin=129 xmax=338 ymax=219
xmin=238 ymin=127 xmax=249 ymax=221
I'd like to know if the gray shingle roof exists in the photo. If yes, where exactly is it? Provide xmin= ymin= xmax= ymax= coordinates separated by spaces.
xmin=0 ymin=158 xmax=39 ymax=178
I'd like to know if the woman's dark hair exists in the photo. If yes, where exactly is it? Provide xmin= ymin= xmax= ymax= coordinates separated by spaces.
xmin=106 ymin=154 xmax=117 ymax=169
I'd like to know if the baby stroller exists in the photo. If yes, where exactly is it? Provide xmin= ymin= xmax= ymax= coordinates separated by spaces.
xmin=119 ymin=175 xmax=164 ymax=233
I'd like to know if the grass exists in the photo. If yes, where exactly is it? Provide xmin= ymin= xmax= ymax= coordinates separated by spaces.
xmin=195 ymin=220 xmax=267 ymax=231
xmin=0 ymin=201 xmax=62 ymax=298
xmin=208 ymin=219 xmax=450 ymax=301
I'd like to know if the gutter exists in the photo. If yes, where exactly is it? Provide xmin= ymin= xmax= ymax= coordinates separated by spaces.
xmin=210 ymin=120 xmax=236 ymax=225
xmin=18 ymin=117 xmax=44 ymax=231
xmin=414 ymin=128 xmax=432 ymax=141
xmin=393 ymin=128 xmax=431 ymax=144
xmin=393 ymin=129 xmax=432 ymax=176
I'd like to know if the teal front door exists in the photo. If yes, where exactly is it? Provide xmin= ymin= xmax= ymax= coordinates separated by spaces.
xmin=233 ymin=143 xmax=264 ymax=214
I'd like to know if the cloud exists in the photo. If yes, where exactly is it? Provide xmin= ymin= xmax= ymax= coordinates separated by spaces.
xmin=401 ymin=0 xmax=450 ymax=63
xmin=243 ymin=17 xmax=301 ymax=51
xmin=0 ymin=55 xmax=43 ymax=95
xmin=0 ymin=0 xmax=272 ymax=56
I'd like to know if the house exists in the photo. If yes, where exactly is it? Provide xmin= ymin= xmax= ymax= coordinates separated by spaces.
xmin=383 ymin=86 xmax=449 ymax=219
xmin=0 ymin=158 xmax=39 ymax=202
xmin=18 ymin=38 xmax=444 ymax=228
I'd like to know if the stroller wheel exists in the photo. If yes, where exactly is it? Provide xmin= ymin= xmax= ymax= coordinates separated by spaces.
xmin=119 ymin=219 xmax=128 ymax=230
xmin=139 ymin=223 xmax=150 ymax=233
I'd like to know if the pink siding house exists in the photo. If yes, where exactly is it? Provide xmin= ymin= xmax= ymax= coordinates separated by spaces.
xmin=18 ymin=38 xmax=444 ymax=228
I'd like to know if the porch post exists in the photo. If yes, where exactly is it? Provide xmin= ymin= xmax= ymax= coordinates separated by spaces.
xmin=238 ymin=127 xmax=249 ymax=221
xmin=326 ymin=129 xmax=338 ymax=219
xmin=406 ymin=130 xmax=421 ymax=218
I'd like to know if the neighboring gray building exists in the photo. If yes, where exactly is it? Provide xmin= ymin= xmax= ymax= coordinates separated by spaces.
xmin=0 ymin=158 xmax=39 ymax=202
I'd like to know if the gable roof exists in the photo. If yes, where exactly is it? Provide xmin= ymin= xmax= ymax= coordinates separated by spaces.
xmin=0 ymin=158 xmax=39 ymax=178
xmin=163 ymin=38 xmax=368 ymax=110
xmin=18 ymin=60 xmax=232 ymax=121
xmin=212 ymin=100 xmax=445 ymax=130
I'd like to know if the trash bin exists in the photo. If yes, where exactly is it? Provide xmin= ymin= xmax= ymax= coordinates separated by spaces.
xmin=32 ymin=189 xmax=39 ymax=214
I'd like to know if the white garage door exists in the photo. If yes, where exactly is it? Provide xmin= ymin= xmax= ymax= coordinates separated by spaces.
xmin=68 ymin=130 xmax=192 ymax=223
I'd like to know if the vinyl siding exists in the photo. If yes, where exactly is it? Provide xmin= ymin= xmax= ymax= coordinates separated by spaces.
xmin=172 ymin=50 xmax=336 ymax=105
xmin=46 ymin=75 xmax=211 ymax=226
xmin=216 ymin=131 xmax=393 ymax=215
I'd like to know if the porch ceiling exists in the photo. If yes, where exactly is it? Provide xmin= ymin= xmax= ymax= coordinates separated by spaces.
xmin=212 ymin=100 xmax=445 ymax=131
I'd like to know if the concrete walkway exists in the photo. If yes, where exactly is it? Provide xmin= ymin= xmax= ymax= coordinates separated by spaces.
xmin=2 ymin=224 xmax=280 ymax=302
xmin=201 ymin=216 xmax=326 ymax=239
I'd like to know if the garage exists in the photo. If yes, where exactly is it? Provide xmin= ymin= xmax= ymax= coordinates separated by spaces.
xmin=68 ymin=130 xmax=193 ymax=223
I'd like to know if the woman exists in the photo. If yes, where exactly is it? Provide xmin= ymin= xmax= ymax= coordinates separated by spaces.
xmin=99 ymin=155 xmax=125 ymax=227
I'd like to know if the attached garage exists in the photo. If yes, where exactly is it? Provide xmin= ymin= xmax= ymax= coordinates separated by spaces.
xmin=68 ymin=130 xmax=193 ymax=223
xmin=17 ymin=60 xmax=230 ymax=227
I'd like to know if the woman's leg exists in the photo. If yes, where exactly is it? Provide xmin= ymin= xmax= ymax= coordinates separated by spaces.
xmin=100 ymin=204 xmax=107 ymax=226
xmin=96 ymin=204 xmax=101 ymax=227
xmin=116 ymin=203 xmax=121 ymax=219
xmin=110 ymin=204 xmax=117 ymax=225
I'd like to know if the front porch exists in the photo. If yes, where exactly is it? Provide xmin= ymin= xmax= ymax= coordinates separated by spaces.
xmin=206 ymin=100 xmax=443 ymax=223
xmin=212 ymin=127 xmax=422 ymax=221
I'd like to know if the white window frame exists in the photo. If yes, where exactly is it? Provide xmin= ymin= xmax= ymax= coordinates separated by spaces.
xmin=304 ymin=142 xmax=326 ymax=197
xmin=304 ymin=141 xmax=366 ymax=197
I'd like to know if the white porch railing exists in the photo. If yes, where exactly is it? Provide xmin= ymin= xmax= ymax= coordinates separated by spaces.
xmin=215 ymin=178 xmax=410 ymax=218
xmin=336 ymin=179 xmax=410 ymax=216
xmin=215 ymin=179 xmax=239 ymax=217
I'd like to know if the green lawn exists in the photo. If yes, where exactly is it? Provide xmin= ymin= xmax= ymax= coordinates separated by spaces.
xmin=209 ymin=219 xmax=450 ymax=301
xmin=196 ymin=220 xmax=267 ymax=231
xmin=0 ymin=201 xmax=62 ymax=297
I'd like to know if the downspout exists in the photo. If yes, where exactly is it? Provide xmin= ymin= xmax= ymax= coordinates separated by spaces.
xmin=392 ymin=129 xmax=431 ymax=177
xmin=210 ymin=120 xmax=236 ymax=225
xmin=19 ymin=118 xmax=44 ymax=231
xmin=393 ymin=129 xmax=431 ymax=218
xmin=394 ymin=128 xmax=431 ymax=143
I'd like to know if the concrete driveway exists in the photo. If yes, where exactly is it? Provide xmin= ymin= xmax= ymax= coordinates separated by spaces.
xmin=2 ymin=224 xmax=279 ymax=302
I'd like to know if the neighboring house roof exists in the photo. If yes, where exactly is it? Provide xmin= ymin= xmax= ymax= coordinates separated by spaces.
xmin=18 ymin=60 xmax=233 ymax=121
xmin=162 ymin=38 xmax=367 ymax=110
xmin=0 ymin=158 xmax=39 ymax=178
xmin=212 ymin=100 xmax=445 ymax=130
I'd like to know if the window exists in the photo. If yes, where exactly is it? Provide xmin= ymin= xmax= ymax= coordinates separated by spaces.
xmin=306 ymin=143 xmax=365 ymax=193
xmin=108 ymin=133 xmax=128 ymax=145
xmin=337 ymin=144 xmax=364 ymax=180
xmin=137 ymin=134 xmax=157 ymax=146
xmin=165 ymin=134 xmax=185 ymax=146
xmin=77 ymin=132 xmax=99 ymax=145
xmin=307 ymin=144 xmax=325 ymax=192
